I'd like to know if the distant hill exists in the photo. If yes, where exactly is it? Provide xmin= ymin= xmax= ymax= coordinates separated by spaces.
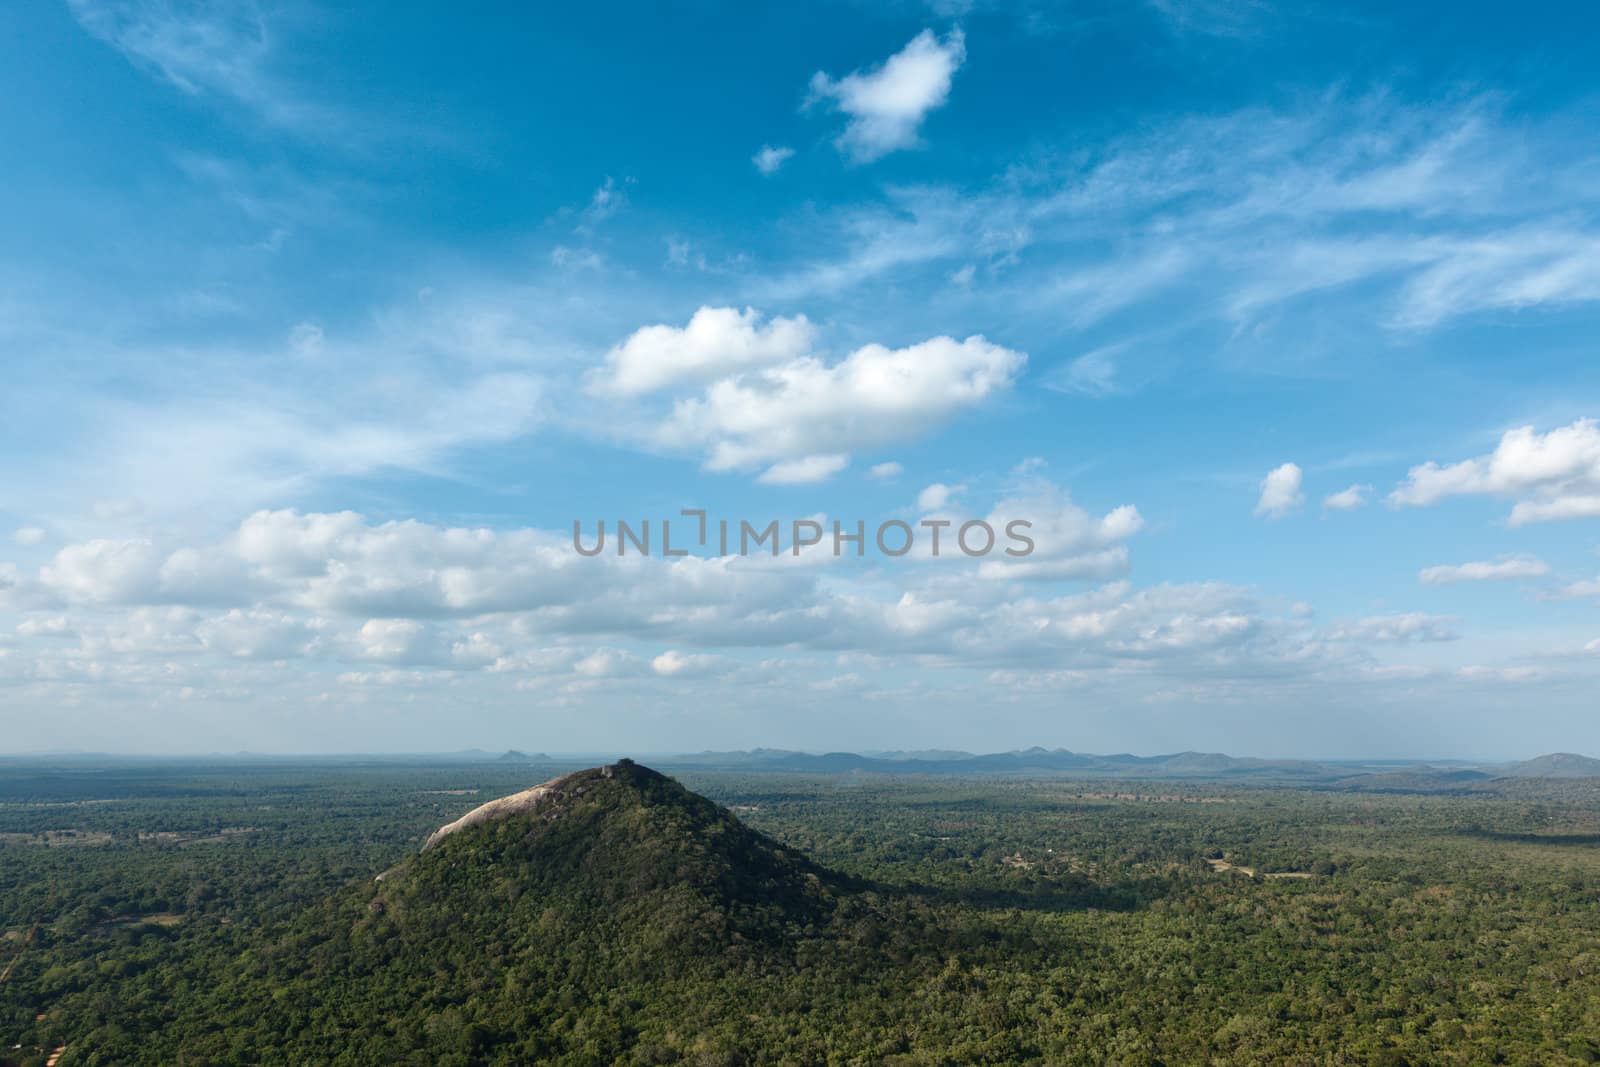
xmin=1501 ymin=753 xmax=1600 ymax=778
xmin=663 ymin=746 xmax=1346 ymax=779
xmin=657 ymin=747 xmax=1600 ymax=787
xmin=493 ymin=749 xmax=552 ymax=762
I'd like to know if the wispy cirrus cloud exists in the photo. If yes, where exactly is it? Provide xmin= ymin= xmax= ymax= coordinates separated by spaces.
xmin=67 ymin=0 xmax=341 ymax=134
xmin=753 ymin=94 xmax=1600 ymax=386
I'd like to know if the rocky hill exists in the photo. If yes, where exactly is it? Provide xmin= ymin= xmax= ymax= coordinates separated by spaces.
xmin=386 ymin=759 xmax=842 ymax=938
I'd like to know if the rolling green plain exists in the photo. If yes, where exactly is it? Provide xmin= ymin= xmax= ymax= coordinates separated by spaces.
xmin=2 ymin=757 xmax=1600 ymax=1065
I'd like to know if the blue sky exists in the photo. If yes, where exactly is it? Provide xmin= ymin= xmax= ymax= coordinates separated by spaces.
xmin=3 ymin=0 xmax=1600 ymax=757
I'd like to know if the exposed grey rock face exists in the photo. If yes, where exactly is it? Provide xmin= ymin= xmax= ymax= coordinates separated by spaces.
xmin=421 ymin=770 xmax=582 ymax=852
xmin=419 ymin=760 xmax=644 ymax=851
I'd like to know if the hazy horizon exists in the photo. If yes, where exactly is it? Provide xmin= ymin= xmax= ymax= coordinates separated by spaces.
xmin=2 ymin=743 xmax=1589 ymax=765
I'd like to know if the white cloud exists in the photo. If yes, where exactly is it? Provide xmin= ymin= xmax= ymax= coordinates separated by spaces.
xmin=752 ymin=145 xmax=795 ymax=175
xmin=651 ymin=650 xmax=725 ymax=677
xmin=573 ymin=649 xmax=645 ymax=678
xmin=1550 ymin=577 xmax=1600 ymax=601
xmin=758 ymin=454 xmax=850 ymax=485
xmin=593 ymin=307 xmax=816 ymax=396
xmin=659 ymin=334 xmax=1024 ymax=477
xmin=916 ymin=482 xmax=964 ymax=511
xmin=1391 ymin=419 xmax=1600 ymax=525
xmin=1508 ymin=496 xmax=1600 ymax=525
xmin=867 ymin=461 xmax=904 ymax=480
xmin=350 ymin=618 xmax=440 ymax=665
xmin=1321 ymin=484 xmax=1370 ymax=513
xmin=12 ymin=527 xmax=47 ymax=547
xmin=1458 ymin=665 xmax=1541 ymax=683
xmin=1326 ymin=613 xmax=1459 ymax=643
xmin=3 ymin=508 xmax=1313 ymax=682
xmin=40 ymin=539 xmax=162 ymax=604
xmin=807 ymin=29 xmax=966 ymax=162
xmin=197 ymin=609 xmax=318 ymax=660
xmin=976 ymin=484 xmax=1143 ymax=581
xmin=1393 ymin=230 xmax=1600 ymax=330
xmin=1418 ymin=557 xmax=1549 ymax=585
xmin=1254 ymin=463 xmax=1304 ymax=519
xmin=16 ymin=617 xmax=75 ymax=639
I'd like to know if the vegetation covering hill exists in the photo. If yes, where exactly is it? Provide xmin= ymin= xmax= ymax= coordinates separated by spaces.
xmin=389 ymin=760 xmax=841 ymax=941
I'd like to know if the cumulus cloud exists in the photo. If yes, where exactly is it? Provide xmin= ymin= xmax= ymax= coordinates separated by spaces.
xmin=651 ymin=650 xmax=725 ymax=677
xmin=572 ymin=649 xmax=646 ymax=678
xmin=976 ymin=483 xmax=1143 ymax=581
xmin=867 ymin=461 xmax=903 ymax=479
xmin=658 ymin=333 xmax=1024 ymax=478
xmin=592 ymin=307 xmax=816 ymax=396
xmin=196 ymin=609 xmax=319 ymax=660
xmin=1321 ymin=484 xmax=1370 ymax=513
xmin=1418 ymin=557 xmax=1549 ymax=585
xmin=12 ymin=527 xmax=47 ymax=546
xmin=10 ymin=501 xmax=1577 ymax=742
xmin=40 ymin=539 xmax=163 ymax=604
xmin=1391 ymin=419 xmax=1600 ymax=525
xmin=3 ymin=508 xmax=1320 ymax=678
xmin=807 ymin=29 xmax=966 ymax=162
xmin=1254 ymin=463 xmax=1304 ymax=518
xmin=752 ymin=145 xmax=795 ymax=175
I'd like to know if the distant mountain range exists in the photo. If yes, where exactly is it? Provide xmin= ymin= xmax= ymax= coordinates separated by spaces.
xmin=9 ymin=748 xmax=1597 ymax=784
xmin=647 ymin=747 xmax=1600 ymax=785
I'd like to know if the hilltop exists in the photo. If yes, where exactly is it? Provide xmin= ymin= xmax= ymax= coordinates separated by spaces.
xmin=1501 ymin=752 xmax=1600 ymax=778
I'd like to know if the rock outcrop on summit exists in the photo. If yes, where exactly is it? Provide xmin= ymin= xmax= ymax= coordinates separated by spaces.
xmin=421 ymin=769 xmax=583 ymax=851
